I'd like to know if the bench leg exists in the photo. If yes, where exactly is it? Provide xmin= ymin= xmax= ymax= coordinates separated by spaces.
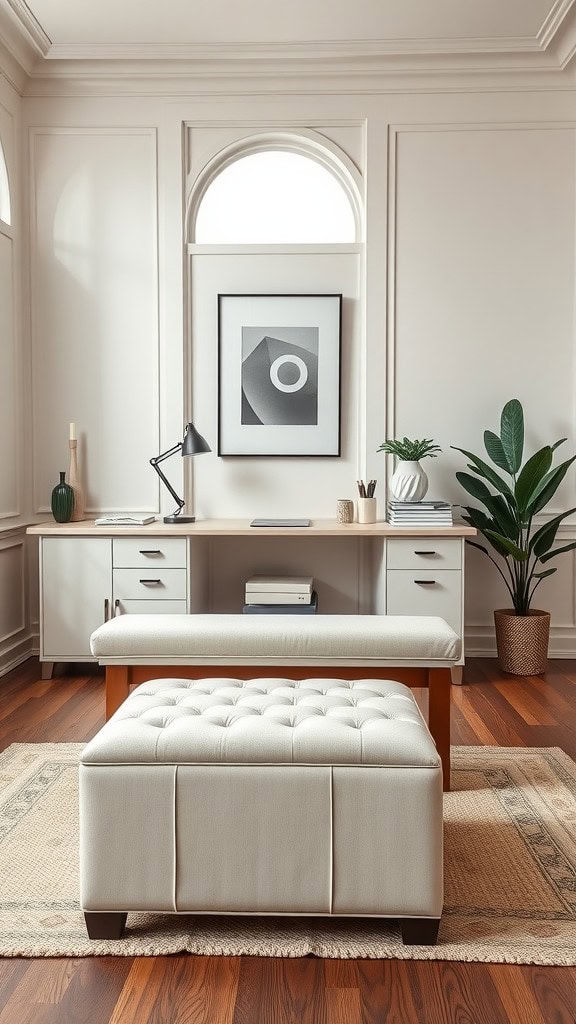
xmin=427 ymin=667 xmax=451 ymax=791
xmin=105 ymin=666 xmax=130 ymax=720
xmin=84 ymin=912 xmax=127 ymax=940
xmin=400 ymin=917 xmax=440 ymax=946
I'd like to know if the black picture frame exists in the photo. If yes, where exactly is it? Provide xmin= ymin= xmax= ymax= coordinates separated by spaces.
xmin=218 ymin=293 xmax=342 ymax=457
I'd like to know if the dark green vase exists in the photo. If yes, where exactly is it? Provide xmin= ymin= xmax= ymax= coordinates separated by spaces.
xmin=51 ymin=471 xmax=74 ymax=523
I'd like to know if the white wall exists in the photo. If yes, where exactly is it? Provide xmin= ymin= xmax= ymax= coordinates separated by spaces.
xmin=0 ymin=70 xmax=31 ymax=675
xmin=14 ymin=84 xmax=576 ymax=658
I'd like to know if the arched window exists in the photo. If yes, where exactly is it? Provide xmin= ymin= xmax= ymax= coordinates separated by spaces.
xmin=194 ymin=149 xmax=357 ymax=244
xmin=0 ymin=139 xmax=11 ymax=226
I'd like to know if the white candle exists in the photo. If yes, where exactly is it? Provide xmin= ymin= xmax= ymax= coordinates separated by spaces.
xmin=69 ymin=422 xmax=76 ymax=441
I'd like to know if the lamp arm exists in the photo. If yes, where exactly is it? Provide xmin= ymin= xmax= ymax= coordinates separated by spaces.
xmin=150 ymin=443 xmax=185 ymax=516
xmin=150 ymin=442 xmax=183 ymax=465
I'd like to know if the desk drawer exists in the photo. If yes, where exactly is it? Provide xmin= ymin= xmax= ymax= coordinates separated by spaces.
xmin=113 ymin=568 xmax=187 ymax=601
xmin=387 ymin=537 xmax=461 ymax=571
xmin=113 ymin=537 xmax=187 ymax=570
xmin=386 ymin=569 xmax=462 ymax=635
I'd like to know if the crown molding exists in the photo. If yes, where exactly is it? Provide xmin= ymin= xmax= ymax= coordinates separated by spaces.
xmin=0 ymin=33 xmax=27 ymax=92
xmin=0 ymin=0 xmax=49 ymax=89
xmin=1 ymin=0 xmax=50 ymax=56
xmin=4 ymin=0 xmax=576 ymax=94
xmin=43 ymin=37 xmax=545 ymax=63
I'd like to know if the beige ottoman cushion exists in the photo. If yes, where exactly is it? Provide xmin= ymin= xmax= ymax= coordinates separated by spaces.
xmin=80 ymin=677 xmax=443 ymax=921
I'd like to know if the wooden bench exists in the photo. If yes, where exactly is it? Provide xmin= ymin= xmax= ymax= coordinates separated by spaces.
xmin=90 ymin=613 xmax=460 ymax=790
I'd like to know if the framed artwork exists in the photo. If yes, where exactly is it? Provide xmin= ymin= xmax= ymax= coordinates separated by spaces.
xmin=218 ymin=293 xmax=342 ymax=457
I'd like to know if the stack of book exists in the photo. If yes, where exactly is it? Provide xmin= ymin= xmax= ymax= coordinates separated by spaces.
xmin=243 ymin=576 xmax=317 ymax=614
xmin=387 ymin=501 xmax=453 ymax=527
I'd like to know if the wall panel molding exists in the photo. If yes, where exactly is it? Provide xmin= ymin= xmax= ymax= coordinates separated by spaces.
xmin=29 ymin=126 xmax=161 ymax=517
xmin=387 ymin=120 xmax=576 ymax=656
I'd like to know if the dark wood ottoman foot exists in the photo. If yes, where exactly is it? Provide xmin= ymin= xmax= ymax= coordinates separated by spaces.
xmin=84 ymin=912 xmax=127 ymax=939
xmin=400 ymin=917 xmax=440 ymax=945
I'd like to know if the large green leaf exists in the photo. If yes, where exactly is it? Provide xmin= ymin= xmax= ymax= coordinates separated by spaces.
xmin=500 ymin=399 xmax=524 ymax=473
xmin=526 ymin=456 xmax=576 ymax=516
xmin=531 ymin=568 xmax=557 ymax=580
xmin=486 ymin=494 xmax=520 ymax=540
xmin=455 ymin=472 xmax=494 ymax=506
xmin=451 ymin=446 xmax=513 ymax=497
xmin=539 ymin=541 xmax=576 ymax=563
xmin=514 ymin=446 xmax=553 ymax=513
xmin=484 ymin=430 xmax=511 ymax=472
xmin=461 ymin=508 xmax=513 ymax=557
xmin=530 ymin=507 xmax=576 ymax=556
xmin=484 ymin=530 xmax=528 ymax=560
xmin=456 ymin=474 xmax=519 ymax=538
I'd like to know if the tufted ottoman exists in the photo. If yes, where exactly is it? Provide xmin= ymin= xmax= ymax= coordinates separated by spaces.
xmin=80 ymin=676 xmax=443 ymax=945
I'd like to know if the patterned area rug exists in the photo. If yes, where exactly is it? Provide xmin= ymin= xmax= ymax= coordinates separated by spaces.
xmin=0 ymin=742 xmax=575 ymax=962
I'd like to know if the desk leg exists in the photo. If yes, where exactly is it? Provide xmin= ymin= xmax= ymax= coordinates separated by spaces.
xmin=428 ymin=668 xmax=451 ymax=791
xmin=106 ymin=666 xmax=130 ymax=720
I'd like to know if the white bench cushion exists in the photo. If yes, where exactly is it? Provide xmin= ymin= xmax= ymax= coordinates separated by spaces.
xmin=81 ymin=677 xmax=441 ymax=768
xmin=90 ymin=613 xmax=460 ymax=665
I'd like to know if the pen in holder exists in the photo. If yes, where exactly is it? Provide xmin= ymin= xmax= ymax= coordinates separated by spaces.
xmin=356 ymin=479 xmax=377 ymax=523
xmin=357 ymin=497 xmax=377 ymax=524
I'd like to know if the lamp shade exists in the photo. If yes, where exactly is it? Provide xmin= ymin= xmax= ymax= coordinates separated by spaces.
xmin=181 ymin=422 xmax=211 ymax=457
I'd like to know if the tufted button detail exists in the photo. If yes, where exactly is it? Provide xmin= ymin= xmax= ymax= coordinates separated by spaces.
xmin=92 ymin=675 xmax=440 ymax=770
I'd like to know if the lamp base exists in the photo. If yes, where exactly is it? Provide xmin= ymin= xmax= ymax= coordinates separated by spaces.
xmin=163 ymin=514 xmax=196 ymax=524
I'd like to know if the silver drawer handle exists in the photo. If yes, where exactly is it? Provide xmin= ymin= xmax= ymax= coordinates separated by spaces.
xmin=139 ymin=549 xmax=162 ymax=555
xmin=139 ymin=578 xmax=162 ymax=585
xmin=114 ymin=599 xmax=121 ymax=616
xmin=414 ymin=580 xmax=436 ymax=585
xmin=414 ymin=550 xmax=436 ymax=555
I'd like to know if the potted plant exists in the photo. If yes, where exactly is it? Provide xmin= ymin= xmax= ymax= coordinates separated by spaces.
xmin=453 ymin=399 xmax=576 ymax=675
xmin=377 ymin=437 xmax=442 ymax=502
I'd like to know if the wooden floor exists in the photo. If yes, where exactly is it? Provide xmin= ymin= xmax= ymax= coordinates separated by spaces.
xmin=0 ymin=658 xmax=575 ymax=1024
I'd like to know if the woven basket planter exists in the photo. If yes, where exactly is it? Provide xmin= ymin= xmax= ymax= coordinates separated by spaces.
xmin=494 ymin=609 xmax=551 ymax=676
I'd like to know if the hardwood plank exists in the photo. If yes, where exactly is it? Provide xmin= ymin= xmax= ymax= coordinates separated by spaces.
xmin=494 ymin=681 xmax=557 ymax=726
xmin=487 ymin=964 xmax=560 ymax=1024
xmin=0 ymin=962 xmax=32 ymax=1013
xmin=107 ymin=958 xmax=157 ymax=1024
xmin=326 ymin=987 xmax=362 ymax=1024
xmin=403 ymin=961 xmax=509 ymax=1024
xmin=233 ymin=957 xmax=327 ymax=1024
xmin=111 ymin=955 xmax=239 ymax=1024
xmin=356 ymin=960 xmax=421 ymax=1024
xmin=527 ymin=965 xmax=576 ymax=1024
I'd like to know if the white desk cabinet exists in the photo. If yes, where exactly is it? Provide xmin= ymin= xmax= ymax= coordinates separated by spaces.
xmin=41 ymin=537 xmax=112 ymax=663
xmin=39 ymin=534 xmax=190 ymax=676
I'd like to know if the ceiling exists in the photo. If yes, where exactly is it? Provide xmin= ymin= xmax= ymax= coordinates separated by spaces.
xmin=1 ymin=0 xmax=576 ymax=80
xmin=19 ymin=0 xmax=565 ymax=48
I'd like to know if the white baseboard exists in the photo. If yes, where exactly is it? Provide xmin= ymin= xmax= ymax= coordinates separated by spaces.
xmin=0 ymin=634 xmax=35 ymax=677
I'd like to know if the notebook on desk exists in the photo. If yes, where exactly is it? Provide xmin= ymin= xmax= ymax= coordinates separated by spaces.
xmin=250 ymin=519 xmax=311 ymax=528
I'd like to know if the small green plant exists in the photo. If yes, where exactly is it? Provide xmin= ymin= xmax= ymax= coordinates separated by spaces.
xmin=377 ymin=437 xmax=442 ymax=461
xmin=453 ymin=398 xmax=576 ymax=615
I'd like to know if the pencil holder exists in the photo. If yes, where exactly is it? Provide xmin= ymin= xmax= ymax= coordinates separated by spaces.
xmin=357 ymin=497 xmax=377 ymax=524
xmin=336 ymin=499 xmax=354 ymax=524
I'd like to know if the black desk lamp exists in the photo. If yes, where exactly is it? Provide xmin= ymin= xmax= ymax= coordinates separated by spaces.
xmin=150 ymin=422 xmax=211 ymax=524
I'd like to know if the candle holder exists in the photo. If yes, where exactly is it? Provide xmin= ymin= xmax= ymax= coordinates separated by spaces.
xmin=68 ymin=438 xmax=86 ymax=522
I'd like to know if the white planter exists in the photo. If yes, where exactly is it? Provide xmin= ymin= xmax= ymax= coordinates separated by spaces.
xmin=389 ymin=460 xmax=429 ymax=502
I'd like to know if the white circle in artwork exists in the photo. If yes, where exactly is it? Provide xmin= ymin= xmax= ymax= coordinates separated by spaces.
xmin=269 ymin=354 xmax=309 ymax=393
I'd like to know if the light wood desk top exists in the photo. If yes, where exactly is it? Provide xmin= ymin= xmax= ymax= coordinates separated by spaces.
xmin=27 ymin=518 xmax=476 ymax=538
